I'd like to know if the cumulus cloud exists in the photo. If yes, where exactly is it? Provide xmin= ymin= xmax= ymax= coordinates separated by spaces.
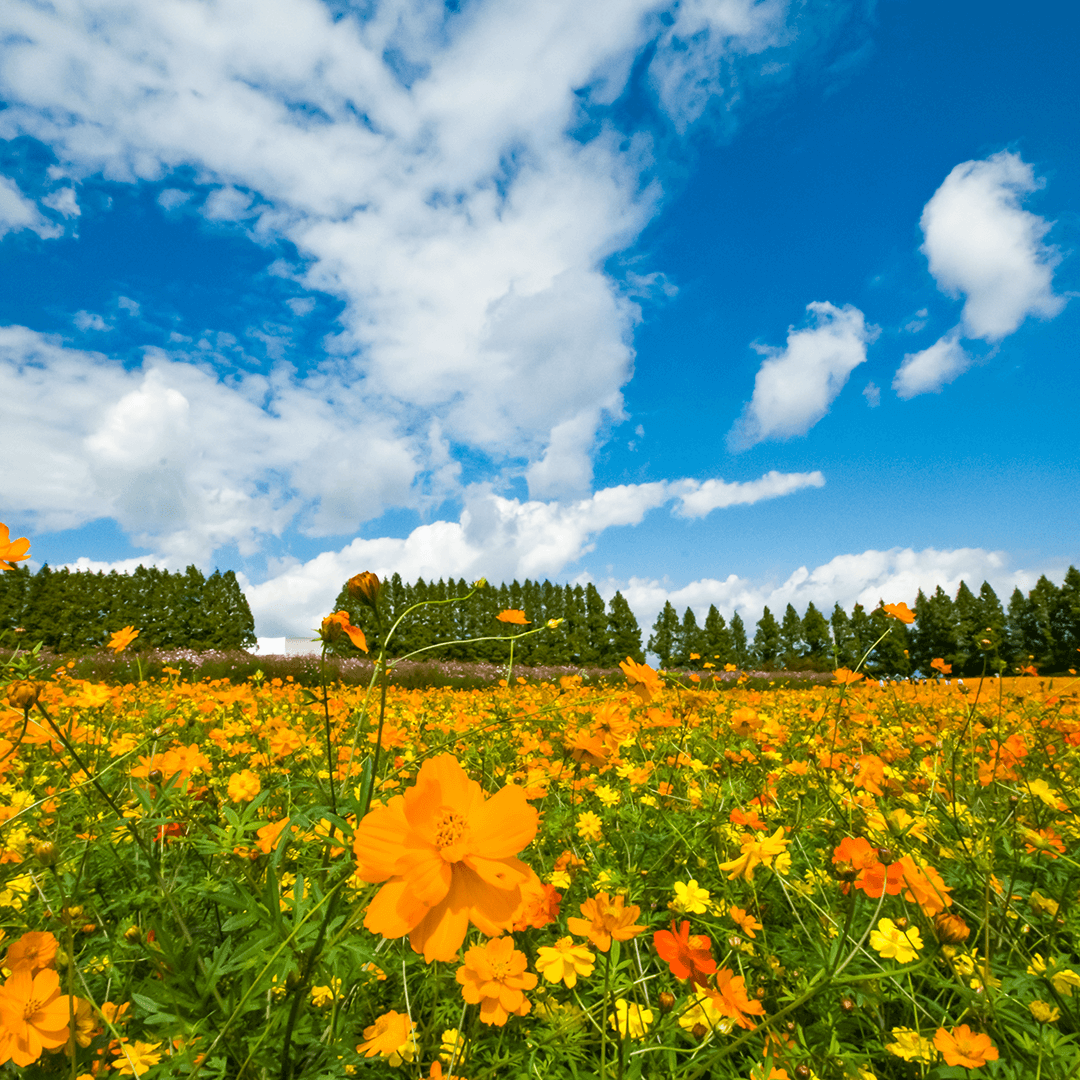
xmin=237 ymin=471 xmax=825 ymax=636
xmin=0 ymin=175 xmax=61 ymax=239
xmin=920 ymin=151 xmax=1065 ymax=342
xmin=892 ymin=326 xmax=972 ymax=399
xmin=727 ymin=302 xmax=878 ymax=450
xmin=618 ymin=545 xmax=1055 ymax=642
xmin=0 ymin=0 xmax=813 ymax=523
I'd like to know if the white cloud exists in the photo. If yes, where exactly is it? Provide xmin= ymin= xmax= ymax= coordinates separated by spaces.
xmin=0 ymin=0 xmax=809 ymax=519
xmin=117 ymin=296 xmax=141 ymax=315
xmin=920 ymin=151 xmax=1065 ymax=342
xmin=892 ymin=326 xmax=972 ymax=399
xmin=74 ymin=311 xmax=110 ymax=331
xmin=239 ymin=471 xmax=826 ymax=636
xmin=0 ymin=175 xmax=61 ymax=239
xmin=728 ymin=302 xmax=878 ymax=450
xmin=41 ymin=186 xmax=80 ymax=217
xmin=862 ymin=381 xmax=880 ymax=407
xmin=618 ymin=546 xmax=1056 ymax=641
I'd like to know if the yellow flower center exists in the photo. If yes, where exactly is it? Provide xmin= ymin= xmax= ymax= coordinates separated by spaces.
xmin=24 ymin=997 xmax=42 ymax=1018
xmin=433 ymin=808 xmax=470 ymax=860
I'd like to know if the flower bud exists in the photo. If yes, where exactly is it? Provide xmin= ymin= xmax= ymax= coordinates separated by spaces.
xmin=691 ymin=1023 xmax=708 ymax=1039
xmin=6 ymin=680 xmax=42 ymax=710
xmin=124 ymin=925 xmax=143 ymax=944
xmin=840 ymin=996 xmax=856 ymax=1013
xmin=933 ymin=912 xmax=971 ymax=944
xmin=346 ymin=572 xmax=381 ymax=607
xmin=34 ymin=840 xmax=58 ymax=865
xmin=657 ymin=992 xmax=675 ymax=1013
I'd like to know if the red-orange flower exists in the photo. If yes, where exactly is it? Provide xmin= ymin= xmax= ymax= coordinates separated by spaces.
xmin=0 ymin=968 xmax=72 ymax=1067
xmin=567 ymin=892 xmax=646 ymax=952
xmin=0 ymin=525 xmax=30 ymax=572
xmin=353 ymin=755 xmax=540 ymax=962
xmin=456 ymin=935 xmax=537 ymax=1025
xmin=933 ymin=1025 xmax=999 ymax=1067
xmin=931 ymin=657 xmax=952 ymax=675
xmin=496 ymin=609 xmax=530 ymax=625
xmin=654 ymin=920 xmax=717 ymax=986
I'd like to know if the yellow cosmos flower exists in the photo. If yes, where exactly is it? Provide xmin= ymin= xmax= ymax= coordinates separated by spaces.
xmin=716 ymin=827 xmax=789 ymax=882
xmin=869 ymin=918 xmax=923 ymax=964
xmin=535 ymin=937 xmax=595 ymax=988
xmin=885 ymin=1028 xmax=937 ymax=1063
xmin=670 ymin=879 xmax=710 ymax=914
xmin=576 ymin=811 xmax=603 ymax=842
xmin=227 ymin=769 xmax=261 ymax=803
xmin=1030 ymin=999 xmax=1061 ymax=1023
xmin=609 ymin=999 xmax=653 ymax=1039
xmin=112 ymin=1040 xmax=163 ymax=1076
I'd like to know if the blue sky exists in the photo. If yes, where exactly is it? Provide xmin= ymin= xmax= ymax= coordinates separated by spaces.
xmin=0 ymin=0 xmax=1076 ymax=641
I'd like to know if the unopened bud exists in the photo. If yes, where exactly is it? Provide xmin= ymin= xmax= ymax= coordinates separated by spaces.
xmin=658 ymin=992 xmax=675 ymax=1013
xmin=933 ymin=912 xmax=971 ymax=944
xmin=473 ymin=577 xmax=488 ymax=589
xmin=346 ymin=572 xmax=381 ymax=607
xmin=124 ymin=925 xmax=143 ymax=944
xmin=6 ymin=680 xmax=42 ymax=710
xmin=691 ymin=1023 xmax=708 ymax=1039
xmin=34 ymin=840 xmax=58 ymax=866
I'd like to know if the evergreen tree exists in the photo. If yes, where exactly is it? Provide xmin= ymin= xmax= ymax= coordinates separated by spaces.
xmin=778 ymin=603 xmax=804 ymax=669
xmin=608 ymin=591 xmax=644 ymax=664
xmin=702 ymin=605 xmax=733 ymax=667
xmin=801 ymin=602 xmax=832 ymax=670
xmin=673 ymin=607 xmax=703 ymax=668
xmin=647 ymin=601 xmax=679 ymax=667
xmin=562 ymin=585 xmax=588 ymax=664
xmin=752 ymin=607 xmax=781 ymax=668
xmin=952 ymin=581 xmax=982 ymax=676
xmin=911 ymin=587 xmax=958 ymax=674
xmin=973 ymin=581 xmax=1008 ymax=671
xmin=1058 ymin=566 xmax=1080 ymax=672
xmin=0 ymin=565 xmax=30 ymax=631
xmin=1006 ymin=587 xmax=1039 ymax=671
xmin=865 ymin=603 xmax=911 ymax=677
xmin=729 ymin=612 xmax=749 ymax=667
xmin=582 ymin=583 xmax=611 ymax=666
xmin=830 ymin=602 xmax=857 ymax=668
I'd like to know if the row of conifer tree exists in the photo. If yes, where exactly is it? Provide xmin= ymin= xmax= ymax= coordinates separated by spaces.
xmin=0 ymin=564 xmax=257 ymax=652
xmin=2 ymin=561 xmax=1076 ymax=675
xmin=333 ymin=568 xmax=1080 ymax=676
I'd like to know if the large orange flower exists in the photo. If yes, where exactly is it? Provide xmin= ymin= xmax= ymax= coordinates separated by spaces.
xmin=0 ymin=967 xmax=72 ymax=1067
xmin=0 ymin=525 xmax=30 ymax=572
xmin=353 ymin=755 xmax=540 ymax=962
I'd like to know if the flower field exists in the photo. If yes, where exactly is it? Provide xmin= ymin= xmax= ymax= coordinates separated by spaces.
xmin=0 ymin=582 xmax=1078 ymax=1078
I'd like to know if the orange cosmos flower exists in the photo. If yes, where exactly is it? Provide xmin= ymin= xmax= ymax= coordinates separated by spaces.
xmin=619 ymin=657 xmax=663 ymax=702
xmin=227 ymin=769 xmax=261 ymax=803
xmin=0 ymin=967 xmax=72 ymax=1067
xmin=833 ymin=667 xmax=865 ymax=684
xmin=930 ymin=657 xmax=952 ymax=675
xmin=353 ymin=754 xmax=540 ymax=962
xmin=3 ymin=931 xmax=58 ymax=974
xmin=347 ymin=571 xmax=382 ymax=607
xmin=0 ymin=525 xmax=30 ymax=572
xmin=653 ymin=920 xmax=717 ymax=986
xmin=567 ymin=892 xmax=646 ymax=952
xmin=882 ymin=602 xmax=915 ymax=624
xmin=933 ymin=1025 xmax=999 ymax=1068
xmin=319 ymin=611 xmax=368 ymax=652
xmin=456 ymin=936 xmax=537 ymax=1025
xmin=729 ymin=906 xmax=763 ymax=939
xmin=356 ymin=1010 xmax=417 ymax=1065
xmin=107 ymin=626 xmax=140 ymax=654
xmin=496 ymin=609 xmax=530 ymax=625
xmin=708 ymin=968 xmax=766 ymax=1029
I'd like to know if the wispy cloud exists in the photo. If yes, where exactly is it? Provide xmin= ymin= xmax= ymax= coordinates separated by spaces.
xmin=727 ymin=302 xmax=878 ymax=451
xmin=892 ymin=326 xmax=971 ymax=399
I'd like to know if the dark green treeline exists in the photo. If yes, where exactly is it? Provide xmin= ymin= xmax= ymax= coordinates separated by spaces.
xmin=0 ymin=564 xmax=256 ymax=652
xmin=647 ymin=568 xmax=1080 ymax=676
xmin=330 ymin=576 xmax=644 ymax=666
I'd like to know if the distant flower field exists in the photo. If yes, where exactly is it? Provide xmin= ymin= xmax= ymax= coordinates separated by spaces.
xmin=0 ymin=568 xmax=1077 ymax=1077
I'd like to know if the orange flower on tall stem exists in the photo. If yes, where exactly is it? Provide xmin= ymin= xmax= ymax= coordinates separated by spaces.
xmin=107 ymin=626 xmax=140 ymax=654
xmin=0 ymin=525 xmax=30 ymax=572
xmin=882 ymin=602 xmax=915 ymax=624
xmin=496 ymin=609 xmax=530 ymax=625
xmin=567 ymin=892 xmax=646 ymax=952
xmin=619 ymin=658 xmax=662 ymax=703
xmin=319 ymin=611 xmax=368 ymax=652
xmin=353 ymin=754 xmax=540 ymax=962
xmin=0 ymin=968 xmax=73 ymax=1067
